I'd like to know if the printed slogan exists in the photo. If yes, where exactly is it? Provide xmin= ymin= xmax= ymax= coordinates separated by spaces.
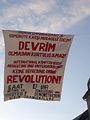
xmin=3 ymin=30 xmax=73 ymax=101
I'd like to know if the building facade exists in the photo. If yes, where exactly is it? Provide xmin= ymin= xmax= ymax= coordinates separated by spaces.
xmin=73 ymin=79 xmax=90 ymax=120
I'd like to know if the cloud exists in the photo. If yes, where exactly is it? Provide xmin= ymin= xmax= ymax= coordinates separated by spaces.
xmin=0 ymin=0 xmax=55 ymax=19
xmin=29 ymin=0 xmax=55 ymax=15
xmin=0 ymin=31 xmax=4 ymax=51
xmin=1 ymin=0 xmax=89 ymax=29
xmin=0 ymin=56 xmax=4 ymax=68
xmin=69 ymin=0 xmax=90 ymax=18
xmin=2 ymin=0 xmax=8 ymax=4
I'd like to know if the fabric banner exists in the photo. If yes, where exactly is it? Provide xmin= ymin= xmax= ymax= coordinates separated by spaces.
xmin=3 ymin=30 xmax=73 ymax=101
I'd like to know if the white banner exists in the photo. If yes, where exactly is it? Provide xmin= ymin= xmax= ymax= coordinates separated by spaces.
xmin=3 ymin=30 xmax=73 ymax=101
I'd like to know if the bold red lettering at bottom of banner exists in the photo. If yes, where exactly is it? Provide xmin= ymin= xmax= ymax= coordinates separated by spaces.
xmin=7 ymin=75 xmax=62 ymax=84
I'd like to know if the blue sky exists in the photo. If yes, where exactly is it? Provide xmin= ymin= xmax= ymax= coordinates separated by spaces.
xmin=0 ymin=0 xmax=90 ymax=120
